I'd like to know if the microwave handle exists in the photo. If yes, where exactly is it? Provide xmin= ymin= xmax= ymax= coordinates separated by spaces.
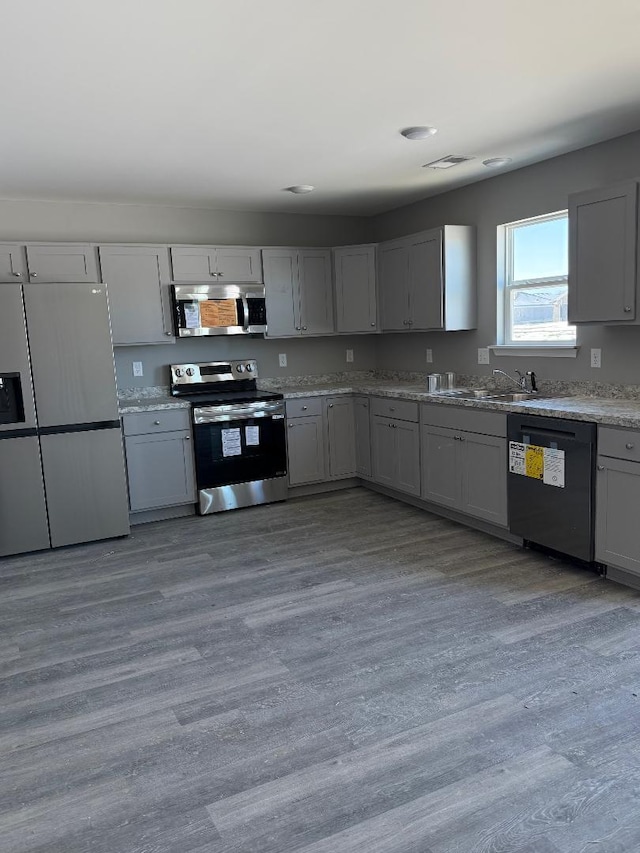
xmin=241 ymin=296 xmax=250 ymax=331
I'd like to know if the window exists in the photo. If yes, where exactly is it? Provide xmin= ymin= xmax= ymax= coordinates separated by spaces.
xmin=502 ymin=211 xmax=575 ymax=346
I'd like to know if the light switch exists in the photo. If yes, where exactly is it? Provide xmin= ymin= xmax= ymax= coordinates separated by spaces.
xmin=590 ymin=348 xmax=602 ymax=368
xmin=132 ymin=361 xmax=143 ymax=377
xmin=278 ymin=353 xmax=287 ymax=367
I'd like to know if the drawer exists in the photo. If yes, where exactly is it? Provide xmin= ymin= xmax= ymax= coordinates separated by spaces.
xmin=598 ymin=426 xmax=640 ymax=461
xmin=421 ymin=403 xmax=506 ymax=437
xmin=286 ymin=397 xmax=323 ymax=418
xmin=123 ymin=409 xmax=191 ymax=435
xmin=370 ymin=397 xmax=418 ymax=422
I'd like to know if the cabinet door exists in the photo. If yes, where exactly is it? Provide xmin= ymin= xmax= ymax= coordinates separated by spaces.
xmin=371 ymin=415 xmax=396 ymax=488
xmin=334 ymin=245 xmax=377 ymax=333
xmin=325 ymin=396 xmax=356 ymax=479
xmin=126 ymin=431 xmax=196 ymax=511
xmin=354 ymin=395 xmax=371 ymax=478
xmin=170 ymin=247 xmax=217 ymax=282
xmin=40 ymin=429 xmax=130 ymax=548
xmin=0 ymin=244 xmax=27 ymax=282
xmin=596 ymin=456 xmax=640 ymax=574
xmin=395 ymin=421 xmax=420 ymax=496
xmin=100 ymin=246 xmax=173 ymax=345
xmin=421 ymin=424 xmax=459 ymax=509
xmin=409 ymin=229 xmax=444 ymax=330
xmin=379 ymin=243 xmax=409 ymax=330
xmin=263 ymin=249 xmax=300 ymax=337
xmin=26 ymin=244 xmax=99 ymax=282
xmin=568 ymin=182 xmax=638 ymax=323
xmin=287 ymin=415 xmax=326 ymax=485
xmin=460 ymin=432 xmax=507 ymax=526
xmin=298 ymin=249 xmax=334 ymax=335
xmin=215 ymin=247 xmax=263 ymax=283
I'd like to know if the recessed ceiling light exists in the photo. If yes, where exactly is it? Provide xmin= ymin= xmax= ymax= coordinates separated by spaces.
xmin=482 ymin=157 xmax=513 ymax=168
xmin=284 ymin=185 xmax=315 ymax=194
xmin=423 ymin=155 xmax=474 ymax=170
xmin=400 ymin=126 xmax=438 ymax=141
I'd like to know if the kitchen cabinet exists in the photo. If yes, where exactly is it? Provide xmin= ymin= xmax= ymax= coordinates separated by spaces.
xmin=568 ymin=181 xmax=638 ymax=324
xmin=263 ymin=248 xmax=334 ymax=337
xmin=378 ymin=226 xmax=476 ymax=332
xmin=421 ymin=405 xmax=508 ymax=527
xmin=325 ymin=396 xmax=356 ymax=479
xmin=354 ymin=395 xmax=372 ymax=478
xmin=100 ymin=245 xmax=174 ymax=345
xmin=286 ymin=399 xmax=326 ymax=486
xmin=0 ymin=244 xmax=27 ymax=282
xmin=25 ymin=244 xmax=99 ymax=283
xmin=170 ymin=246 xmax=262 ymax=283
xmin=123 ymin=409 xmax=196 ymax=513
xmin=596 ymin=426 xmax=640 ymax=576
xmin=371 ymin=397 xmax=420 ymax=496
xmin=333 ymin=244 xmax=378 ymax=333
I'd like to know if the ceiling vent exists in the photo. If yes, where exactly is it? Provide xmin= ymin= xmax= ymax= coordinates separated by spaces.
xmin=423 ymin=155 xmax=475 ymax=170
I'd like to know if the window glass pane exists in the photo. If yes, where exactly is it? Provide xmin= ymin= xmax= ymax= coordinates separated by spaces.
xmin=512 ymin=216 xmax=568 ymax=281
xmin=509 ymin=285 xmax=575 ymax=342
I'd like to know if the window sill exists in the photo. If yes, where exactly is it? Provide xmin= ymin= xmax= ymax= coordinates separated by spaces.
xmin=490 ymin=346 xmax=579 ymax=358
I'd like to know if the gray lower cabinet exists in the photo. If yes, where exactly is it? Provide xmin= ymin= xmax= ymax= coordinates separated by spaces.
xmin=325 ymin=396 xmax=356 ymax=479
xmin=371 ymin=415 xmax=420 ymax=496
xmin=354 ymin=395 xmax=371 ymax=478
xmin=100 ymin=245 xmax=173 ymax=345
xmin=596 ymin=427 xmax=640 ymax=575
xmin=333 ymin=244 xmax=378 ymax=333
xmin=123 ymin=410 xmax=196 ymax=513
xmin=287 ymin=415 xmax=326 ymax=486
xmin=421 ymin=406 xmax=508 ymax=527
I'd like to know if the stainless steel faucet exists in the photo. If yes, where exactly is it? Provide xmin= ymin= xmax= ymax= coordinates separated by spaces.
xmin=492 ymin=368 xmax=537 ymax=393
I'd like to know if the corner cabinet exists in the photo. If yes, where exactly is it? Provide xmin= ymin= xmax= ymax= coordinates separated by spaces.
xmin=568 ymin=181 xmax=639 ymax=324
xmin=263 ymin=248 xmax=334 ymax=337
xmin=100 ymin=245 xmax=174 ymax=345
xmin=325 ymin=396 xmax=356 ymax=479
xmin=378 ymin=226 xmax=476 ymax=332
xmin=333 ymin=244 xmax=378 ymax=333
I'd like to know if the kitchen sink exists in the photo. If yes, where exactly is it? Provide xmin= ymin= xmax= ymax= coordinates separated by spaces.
xmin=433 ymin=388 xmax=561 ymax=403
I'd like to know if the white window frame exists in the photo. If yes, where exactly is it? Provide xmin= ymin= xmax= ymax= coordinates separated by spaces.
xmin=501 ymin=210 xmax=575 ymax=348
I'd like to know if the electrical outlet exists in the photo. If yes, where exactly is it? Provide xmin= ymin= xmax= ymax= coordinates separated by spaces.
xmin=425 ymin=348 xmax=433 ymax=364
xmin=132 ymin=361 xmax=143 ymax=377
xmin=591 ymin=348 xmax=602 ymax=368
xmin=346 ymin=349 xmax=354 ymax=363
xmin=278 ymin=353 xmax=287 ymax=368
xmin=477 ymin=348 xmax=490 ymax=365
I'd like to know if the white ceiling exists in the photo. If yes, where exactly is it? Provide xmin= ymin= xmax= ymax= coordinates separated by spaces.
xmin=3 ymin=0 xmax=640 ymax=216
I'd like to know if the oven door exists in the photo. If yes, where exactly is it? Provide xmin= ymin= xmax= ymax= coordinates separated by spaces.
xmin=192 ymin=401 xmax=287 ymax=512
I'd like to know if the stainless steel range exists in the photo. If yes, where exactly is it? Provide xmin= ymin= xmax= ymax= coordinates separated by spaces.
xmin=170 ymin=360 xmax=287 ymax=514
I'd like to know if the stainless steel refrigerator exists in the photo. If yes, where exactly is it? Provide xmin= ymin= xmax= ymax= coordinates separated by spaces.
xmin=0 ymin=282 xmax=130 ymax=557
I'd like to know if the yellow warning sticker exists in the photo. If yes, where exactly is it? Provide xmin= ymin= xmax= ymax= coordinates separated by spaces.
xmin=525 ymin=445 xmax=544 ymax=480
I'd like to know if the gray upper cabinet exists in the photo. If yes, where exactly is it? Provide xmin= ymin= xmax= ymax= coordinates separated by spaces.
xmin=0 ymin=244 xmax=27 ymax=282
xmin=100 ymin=245 xmax=173 ymax=346
xmin=263 ymin=248 xmax=334 ymax=337
xmin=568 ymin=181 xmax=638 ymax=323
xmin=325 ymin=396 xmax=356 ymax=479
xmin=25 ymin=244 xmax=99 ymax=283
xmin=379 ymin=226 xmax=476 ymax=332
xmin=170 ymin=246 xmax=262 ymax=283
xmin=333 ymin=244 xmax=378 ymax=333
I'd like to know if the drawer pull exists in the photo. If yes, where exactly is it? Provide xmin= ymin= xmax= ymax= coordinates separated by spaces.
xmin=389 ymin=406 xmax=396 ymax=412
xmin=329 ymin=404 xmax=334 ymax=408
xmin=302 ymin=405 xmax=308 ymax=410
xmin=626 ymin=442 xmax=635 ymax=450
xmin=154 ymin=420 xmax=161 ymax=425
xmin=184 ymin=435 xmax=191 ymax=441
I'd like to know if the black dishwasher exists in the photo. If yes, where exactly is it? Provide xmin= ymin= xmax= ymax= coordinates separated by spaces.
xmin=507 ymin=414 xmax=597 ymax=563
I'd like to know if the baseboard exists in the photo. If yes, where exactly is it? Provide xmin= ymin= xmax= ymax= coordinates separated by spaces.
xmin=604 ymin=565 xmax=640 ymax=593
xmin=130 ymin=503 xmax=196 ymax=525
xmin=363 ymin=481 xmax=521 ymax=544
xmin=288 ymin=478 xmax=362 ymax=499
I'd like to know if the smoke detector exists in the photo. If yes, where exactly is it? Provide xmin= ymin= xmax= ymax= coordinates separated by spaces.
xmin=483 ymin=157 xmax=513 ymax=168
xmin=400 ymin=126 xmax=438 ymax=140
xmin=284 ymin=185 xmax=315 ymax=194
xmin=423 ymin=155 xmax=475 ymax=170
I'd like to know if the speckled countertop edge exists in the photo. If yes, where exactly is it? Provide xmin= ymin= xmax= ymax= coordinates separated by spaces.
xmin=118 ymin=380 xmax=640 ymax=429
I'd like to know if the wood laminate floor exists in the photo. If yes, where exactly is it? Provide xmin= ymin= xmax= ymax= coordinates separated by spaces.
xmin=3 ymin=488 xmax=640 ymax=852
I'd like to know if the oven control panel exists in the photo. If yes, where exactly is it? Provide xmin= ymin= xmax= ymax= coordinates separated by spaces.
xmin=171 ymin=360 xmax=258 ymax=388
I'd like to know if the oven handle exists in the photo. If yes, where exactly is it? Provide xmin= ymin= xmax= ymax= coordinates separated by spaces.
xmin=193 ymin=401 xmax=285 ymax=424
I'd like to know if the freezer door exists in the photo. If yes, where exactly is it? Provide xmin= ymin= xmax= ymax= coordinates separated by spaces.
xmin=23 ymin=283 xmax=119 ymax=427
xmin=0 ymin=436 xmax=50 ymax=556
xmin=0 ymin=285 xmax=37 ymax=431
xmin=40 ymin=428 xmax=130 ymax=548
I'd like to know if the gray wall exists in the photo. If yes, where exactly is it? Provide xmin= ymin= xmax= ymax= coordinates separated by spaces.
xmin=372 ymin=129 xmax=640 ymax=386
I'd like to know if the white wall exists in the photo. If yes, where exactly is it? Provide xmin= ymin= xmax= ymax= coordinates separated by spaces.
xmin=372 ymin=129 xmax=640 ymax=386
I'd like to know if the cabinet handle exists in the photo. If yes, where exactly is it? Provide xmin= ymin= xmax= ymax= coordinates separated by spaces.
xmin=218 ymin=272 xmax=223 ymax=277
xmin=626 ymin=443 xmax=635 ymax=450
xmin=389 ymin=406 xmax=396 ymax=412
xmin=302 ymin=326 xmax=307 ymax=331
xmin=624 ymin=306 xmax=632 ymax=313
xmin=154 ymin=420 xmax=161 ymax=425
xmin=184 ymin=435 xmax=191 ymax=441
xmin=295 ymin=326 xmax=301 ymax=331
xmin=597 ymin=465 xmax=605 ymax=470
xmin=210 ymin=272 xmax=217 ymax=277
xmin=301 ymin=405 xmax=308 ymax=410
xmin=371 ymin=322 xmax=376 ymax=327
xmin=30 ymin=272 xmax=38 ymax=278
xmin=165 ymin=331 xmax=173 ymax=336
xmin=12 ymin=271 xmax=21 ymax=277
xmin=329 ymin=404 xmax=334 ymax=408
xmin=459 ymin=436 xmax=465 ymax=442
xmin=407 ymin=320 xmax=413 ymax=326
xmin=288 ymin=423 xmax=294 ymax=427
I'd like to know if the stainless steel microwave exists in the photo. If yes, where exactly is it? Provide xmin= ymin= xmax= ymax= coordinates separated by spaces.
xmin=172 ymin=284 xmax=267 ymax=337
